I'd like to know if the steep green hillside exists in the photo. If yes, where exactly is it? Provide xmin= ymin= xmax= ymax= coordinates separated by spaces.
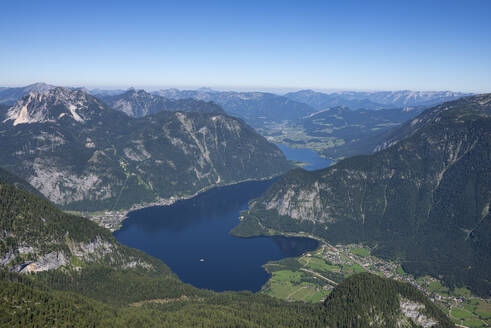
xmin=0 ymin=175 xmax=175 ymax=280
xmin=0 ymin=167 xmax=43 ymax=197
xmin=0 ymin=87 xmax=291 ymax=211
xmin=1 ymin=271 xmax=454 ymax=328
xmin=236 ymin=94 xmax=491 ymax=296
xmin=323 ymin=273 xmax=454 ymax=327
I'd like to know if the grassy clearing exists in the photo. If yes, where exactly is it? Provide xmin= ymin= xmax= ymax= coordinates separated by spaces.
xmin=462 ymin=318 xmax=486 ymax=328
xmin=446 ymin=299 xmax=491 ymax=328
xmin=266 ymin=283 xmax=299 ymax=299
xmin=451 ymin=287 xmax=472 ymax=298
xmin=476 ymin=301 xmax=491 ymax=318
xmin=427 ymin=280 xmax=450 ymax=295
xmin=269 ymin=270 xmax=302 ymax=284
xmin=262 ymin=269 xmax=331 ymax=303
xmin=451 ymin=308 xmax=474 ymax=320
xmin=342 ymin=263 xmax=367 ymax=276
xmin=261 ymin=243 xmax=491 ymax=323
xmin=304 ymin=257 xmax=340 ymax=273
xmin=350 ymin=247 xmax=369 ymax=257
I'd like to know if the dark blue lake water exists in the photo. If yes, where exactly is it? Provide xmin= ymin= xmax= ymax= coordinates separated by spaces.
xmin=114 ymin=144 xmax=330 ymax=292
xmin=114 ymin=180 xmax=318 ymax=292
xmin=276 ymin=143 xmax=332 ymax=170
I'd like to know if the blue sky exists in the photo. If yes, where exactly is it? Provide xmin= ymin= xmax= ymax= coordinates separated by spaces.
xmin=1 ymin=0 xmax=490 ymax=92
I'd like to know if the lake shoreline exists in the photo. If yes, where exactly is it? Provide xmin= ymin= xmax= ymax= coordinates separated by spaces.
xmin=83 ymin=173 xmax=283 ymax=232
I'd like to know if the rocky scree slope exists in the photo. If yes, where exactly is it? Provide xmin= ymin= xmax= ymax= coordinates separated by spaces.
xmin=237 ymin=94 xmax=491 ymax=296
xmin=0 ymin=87 xmax=291 ymax=211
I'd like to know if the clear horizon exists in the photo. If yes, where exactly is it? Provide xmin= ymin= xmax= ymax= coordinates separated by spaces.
xmin=1 ymin=0 xmax=490 ymax=93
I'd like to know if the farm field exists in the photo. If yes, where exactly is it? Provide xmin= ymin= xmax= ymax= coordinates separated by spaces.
xmin=260 ymin=241 xmax=491 ymax=327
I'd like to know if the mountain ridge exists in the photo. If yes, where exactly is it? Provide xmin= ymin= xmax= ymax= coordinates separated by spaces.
xmin=97 ymin=88 xmax=224 ymax=117
xmin=154 ymin=88 xmax=316 ymax=126
xmin=0 ymin=87 xmax=292 ymax=212
xmin=0 ymin=83 xmax=56 ymax=105
xmin=3 ymin=87 xmax=107 ymax=126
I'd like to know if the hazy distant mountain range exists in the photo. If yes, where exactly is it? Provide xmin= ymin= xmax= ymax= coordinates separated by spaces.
xmin=154 ymin=88 xmax=315 ymax=126
xmin=0 ymin=83 xmax=473 ymax=162
xmin=285 ymin=89 xmax=472 ymax=110
xmin=0 ymin=84 xmax=471 ymax=110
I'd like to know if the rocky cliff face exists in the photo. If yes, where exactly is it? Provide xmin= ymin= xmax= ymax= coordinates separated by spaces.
xmin=239 ymin=94 xmax=491 ymax=296
xmin=3 ymin=87 xmax=100 ymax=125
xmin=0 ymin=87 xmax=291 ymax=211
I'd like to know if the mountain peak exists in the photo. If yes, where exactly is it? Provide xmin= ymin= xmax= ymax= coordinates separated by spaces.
xmin=2 ymin=87 xmax=105 ymax=126
xmin=25 ymin=82 xmax=53 ymax=89
xmin=197 ymin=87 xmax=216 ymax=93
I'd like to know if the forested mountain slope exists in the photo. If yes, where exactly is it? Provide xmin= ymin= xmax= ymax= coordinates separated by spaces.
xmin=323 ymin=273 xmax=454 ymax=327
xmin=0 ymin=170 xmax=453 ymax=327
xmin=236 ymin=94 xmax=491 ymax=296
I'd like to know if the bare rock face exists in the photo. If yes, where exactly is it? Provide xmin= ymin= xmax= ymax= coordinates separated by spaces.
xmin=0 ymin=250 xmax=16 ymax=266
xmin=19 ymin=252 xmax=69 ymax=273
xmin=398 ymin=298 xmax=438 ymax=328
xmin=1 ymin=236 xmax=155 ymax=274
xmin=27 ymin=158 xmax=114 ymax=205
xmin=3 ymin=87 xmax=102 ymax=126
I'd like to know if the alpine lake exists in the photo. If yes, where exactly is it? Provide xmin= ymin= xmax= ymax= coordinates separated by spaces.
xmin=114 ymin=144 xmax=332 ymax=292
